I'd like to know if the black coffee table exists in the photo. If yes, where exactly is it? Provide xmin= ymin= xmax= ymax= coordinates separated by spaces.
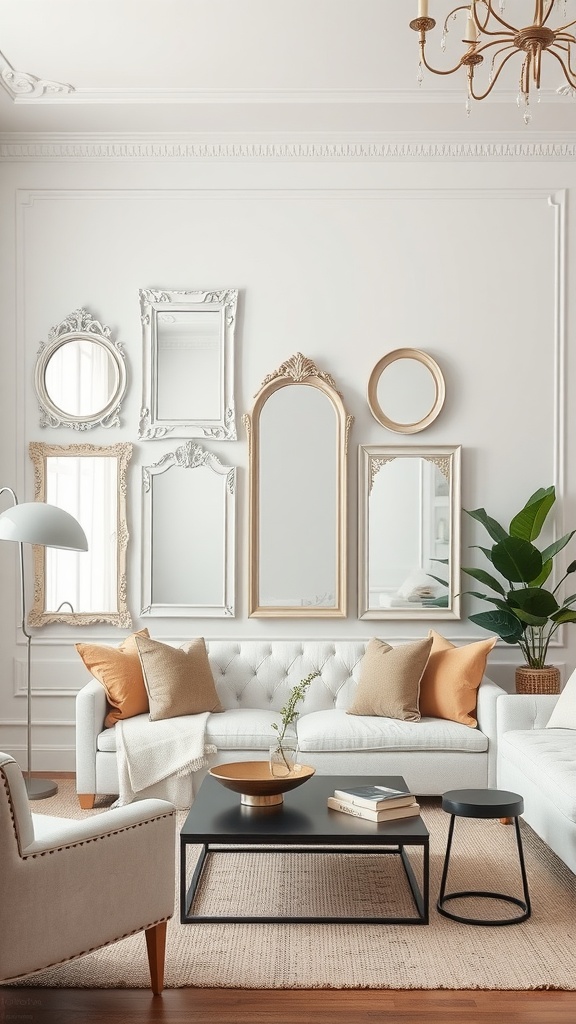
xmin=180 ymin=774 xmax=429 ymax=925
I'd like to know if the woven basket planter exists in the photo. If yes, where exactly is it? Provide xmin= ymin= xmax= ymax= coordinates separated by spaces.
xmin=515 ymin=665 xmax=561 ymax=695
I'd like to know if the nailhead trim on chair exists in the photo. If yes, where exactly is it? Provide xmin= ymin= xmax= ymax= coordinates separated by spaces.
xmin=1 ymin=762 xmax=24 ymax=856
xmin=24 ymin=811 xmax=175 ymax=859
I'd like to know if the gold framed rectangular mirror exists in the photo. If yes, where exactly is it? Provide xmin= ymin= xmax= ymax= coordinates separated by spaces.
xmin=358 ymin=444 xmax=461 ymax=620
xmin=28 ymin=442 xmax=132 ymax=627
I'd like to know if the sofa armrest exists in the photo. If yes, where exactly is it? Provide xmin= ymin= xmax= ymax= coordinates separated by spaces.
xmin=75 ymin=677 xmax=107 ymax=794
xmin=497 ymin=692 xmax=558 ymax=736
xmin=475 ymin=676 xmax=507 ymax=786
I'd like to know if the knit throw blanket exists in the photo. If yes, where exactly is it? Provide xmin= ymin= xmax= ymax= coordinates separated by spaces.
xmin=114 ymin=712 xmax=216 ymax=808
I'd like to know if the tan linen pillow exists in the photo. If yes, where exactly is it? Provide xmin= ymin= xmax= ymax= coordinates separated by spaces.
xmin=347 ymin=636 xmax=433 ymax=721
xmin=419 ymin=629 xmax=497 ymax=727
xmin=76 ymin=628 xmax=150 ymax=728
xmin=135 ymin=634 xmax=223 ymax=722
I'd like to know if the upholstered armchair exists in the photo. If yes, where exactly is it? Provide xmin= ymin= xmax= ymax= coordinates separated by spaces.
xmin=0 ymin=753 xmax=175 ymax=993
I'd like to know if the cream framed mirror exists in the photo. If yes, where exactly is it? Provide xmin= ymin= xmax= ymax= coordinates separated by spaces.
xmin=138 ymin=287 xmax=238 ymax=441
xmin=367 ymin=349 xmax=445 ymax=434
xmin=28 ymin=441 xmax=133 ymax=626
xmin=358 ymin=444 xmax=461 ymax=620
xmin=34 ymin=309 xmax=127 ymax=430
xmin=243 ymin=352 xmax=353 ymax=618
xmin=141 ymin=441 xmax=236 ymax=617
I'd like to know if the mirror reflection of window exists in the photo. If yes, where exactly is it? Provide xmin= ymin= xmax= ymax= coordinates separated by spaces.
xmin=45 ymin=456 xmax=117 ymax=613
xmin=259 ymin=385 xmax=337 ymax=608
xmin=44 ymin=340 xmax=118 ymax=418
xmin=156 ymin=311 xmax=221 ymax=421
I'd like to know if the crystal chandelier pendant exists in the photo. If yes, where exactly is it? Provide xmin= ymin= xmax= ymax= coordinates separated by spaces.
xmin=417 ymin=60 xmax=424 ymax=86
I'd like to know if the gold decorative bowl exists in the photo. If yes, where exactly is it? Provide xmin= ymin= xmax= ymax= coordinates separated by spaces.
xmin=209 ymin=761 xmax=316 ymax=806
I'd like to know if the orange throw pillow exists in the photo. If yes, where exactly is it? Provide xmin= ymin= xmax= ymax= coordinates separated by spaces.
xmin=418 ymin=629 xmax=497 ymax=727
xmin=76 ymin=629 xmax=150 ymax=728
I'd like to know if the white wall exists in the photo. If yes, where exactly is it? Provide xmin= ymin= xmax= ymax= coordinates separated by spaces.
xmin=1 ymin=143 xmax=575 ymax=769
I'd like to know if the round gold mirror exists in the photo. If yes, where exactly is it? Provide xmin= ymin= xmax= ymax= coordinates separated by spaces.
xmin=367 ymin=349 xmax=445 ymax=434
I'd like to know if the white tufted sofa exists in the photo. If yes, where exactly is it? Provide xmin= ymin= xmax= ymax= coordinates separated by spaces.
xmin=497 ymin=693 xmax=576 ymax=874
xmin=76 ymin=639 xmax=505 ymax=806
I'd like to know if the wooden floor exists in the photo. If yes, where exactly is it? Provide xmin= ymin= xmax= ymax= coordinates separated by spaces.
xmin=1 ymin=988 xmax=575 ymax=1024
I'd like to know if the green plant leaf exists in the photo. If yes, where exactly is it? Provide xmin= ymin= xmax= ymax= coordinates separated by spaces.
xmin=559 ymin=592 xmax=576 ymax=608
xmin=540 ymin=531 xmax=576 ymax=563
xmin=491 ymin=537 xmax=543 ymax=584
xmin=431 ymin=558 xmax=449 ymax=565
xmin=509 ymin=609 xmax=548 ymax=627
xmin=427 ymin=573 xmax=448 ymax=587
xmin=550 ymin=609 xmax=576 ymax=624
xmin=465 ymin=508 xmax=508 ymax=543
xmin=469 ymin=545 xmax=494 ymax=561
xmin=462 ymin=592 xmax=511 ymax=612
xmin=528 ymin=559 xmax=553 ymax=588
xmin=509 ymin=486 xmax=555 ymax=541
xmin=461 ymin=567 xmax=506 ymax=595
xmin=507 ymin=587 xmax=559 ymax=616
xmin=468 ymin=609 xmax=525 ymax=643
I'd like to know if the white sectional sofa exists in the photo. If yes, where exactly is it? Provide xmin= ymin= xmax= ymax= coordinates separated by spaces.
xmin=497 ymin=692 xmax=576 ymax=875
xmin=76 ymin=639 xmax=505 ymax=806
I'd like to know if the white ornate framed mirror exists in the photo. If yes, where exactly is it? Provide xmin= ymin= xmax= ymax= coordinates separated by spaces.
xmin=367 ymin=349 xmax=445 ymax=434
xmin=34 ymin=309 xmax=127 ymax=430
xmin=138 ymin=287 xmax=238 ymax=441
xmin=28 ymin=441 xmax=133 ymax=626
xmin=243 ymin=353 xmax=353 ymax=618
xmin=141 ymin=441 xmax=236 ymax=617
xmin=358 ymin=444 xmax=461 ymax=620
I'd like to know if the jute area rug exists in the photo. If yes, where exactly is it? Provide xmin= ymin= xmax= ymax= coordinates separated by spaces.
xmin=10 ymin=781 xmax=576 ymax=990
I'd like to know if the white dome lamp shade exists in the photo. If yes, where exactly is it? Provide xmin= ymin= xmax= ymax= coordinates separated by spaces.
xmin=0 ymin=490 xmax=88 ymax=800
xmin=0 ymin=501 xmax=88 ymax=550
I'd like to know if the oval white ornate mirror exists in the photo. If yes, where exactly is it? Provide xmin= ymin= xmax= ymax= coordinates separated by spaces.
xmin=35 ymin=309 xmax=127 ymax=429
xmin=243 ymin=353 xmax=353 ymax=617
xmin=367 ymin=349 xmax=445 ymax=434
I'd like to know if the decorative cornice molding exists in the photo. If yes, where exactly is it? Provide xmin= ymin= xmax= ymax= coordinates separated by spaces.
xmin=2 ymin=135 xmax=576 ymax=161
xmin=0 ymin=50 xmax=74 ymax=100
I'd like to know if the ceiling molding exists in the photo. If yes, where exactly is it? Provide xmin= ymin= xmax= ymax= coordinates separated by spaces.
xmin=2 ymin=134 xmax=576 ymax=162
xmin=0 ymin=50 xmax=74 ymax=100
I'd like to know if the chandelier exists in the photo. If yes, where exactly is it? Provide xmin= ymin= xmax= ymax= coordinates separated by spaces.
xmin=410 ymin=1 xmax=576 ymax=121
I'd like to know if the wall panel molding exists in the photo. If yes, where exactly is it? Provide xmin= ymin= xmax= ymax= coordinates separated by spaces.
xmin=3 ymin=135 xmax=576 ymax=162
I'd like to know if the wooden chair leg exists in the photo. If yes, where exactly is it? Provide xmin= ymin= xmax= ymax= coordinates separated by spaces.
xmin=78 ymin=794 xmax=95 ymax=809
xmin=145 ymin=921 xmax=167 ymax=995
xmin=499 ymin=817 xmax=513 ymax=824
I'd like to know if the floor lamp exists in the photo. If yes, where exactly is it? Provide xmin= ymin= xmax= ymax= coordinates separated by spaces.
xmin=0 ymin=488 xmax=88 ymax=800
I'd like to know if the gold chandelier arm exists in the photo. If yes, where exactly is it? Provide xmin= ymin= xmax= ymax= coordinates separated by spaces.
xmin=473 ymin=0 xmax=516 ymax=35
xmin=546 ymin=45 xmax=576 ymax=88
xmin=419 ymin=41 xmax=466 ymax=77
xmin=467 ymin=46 xmax=519 ymax=100
xmin=555 ymin=25 xmax=576 ymax=38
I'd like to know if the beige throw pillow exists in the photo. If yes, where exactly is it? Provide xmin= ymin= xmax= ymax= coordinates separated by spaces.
xmin=347 ymin=636 xmax=433 ymax=721
xmin=134 ymin=635 xmax=223 ymax=722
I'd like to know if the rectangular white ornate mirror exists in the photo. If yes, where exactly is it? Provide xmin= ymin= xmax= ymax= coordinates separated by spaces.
xmin=358 ymin=444 xmax=461 ymax=620
xmin=141 ymin=441 xmax=236 ymax=617
xmin=138 ymin=288 xmax=238 ymax=441
xmin=28 ymin=442 xmax=133 ymax=626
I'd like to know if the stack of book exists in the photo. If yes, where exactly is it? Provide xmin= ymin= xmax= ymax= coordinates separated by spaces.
xmin=327 ymin=783 xmax=420 ymax=822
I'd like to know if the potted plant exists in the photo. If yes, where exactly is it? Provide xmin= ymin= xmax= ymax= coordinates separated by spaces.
xmin=270 ymin=670 xmax=320 ymax=776
xmin=461 ymin=486 xmax=576 ymax=693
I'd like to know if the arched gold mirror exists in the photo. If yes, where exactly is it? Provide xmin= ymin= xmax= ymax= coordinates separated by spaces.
xmin=367 ymin=349 xmax=445 ymax=434
xmin=35 ymin=309 xmax=127 ymax=430
xmin=243 ymin=353 xmax=353 ymax=617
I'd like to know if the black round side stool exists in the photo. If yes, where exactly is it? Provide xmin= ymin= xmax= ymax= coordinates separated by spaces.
xmin=437 ymin=788 xmax=531 ymax=926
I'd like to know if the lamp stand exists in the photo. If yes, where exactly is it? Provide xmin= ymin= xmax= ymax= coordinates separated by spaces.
xmin=18 ymin=538 xmax=58 ymax=801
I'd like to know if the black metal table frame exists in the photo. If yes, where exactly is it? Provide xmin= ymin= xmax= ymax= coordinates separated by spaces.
xmin=180 ymin=838 xmax=429 ymax=925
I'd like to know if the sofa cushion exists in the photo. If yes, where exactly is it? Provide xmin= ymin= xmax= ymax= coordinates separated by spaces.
xmin=347 ymin=636 xmax=432 ymax=721
xmin=205 ymin=709 xmax=281 ymax=750
xmin=76 ymin=629 xmax=150 ymax=728
xmin=135 ymin=635 xmax=223 ymax=721
xmin=546 ymin=668 xmax=576 ymax=730
xmin=500 ymin=729 xmax=576 ymax=821
xmin=297 ymin=709 xmax=488 ymax=753
xmin=419 ymin=630 xmax=497 ymax=728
